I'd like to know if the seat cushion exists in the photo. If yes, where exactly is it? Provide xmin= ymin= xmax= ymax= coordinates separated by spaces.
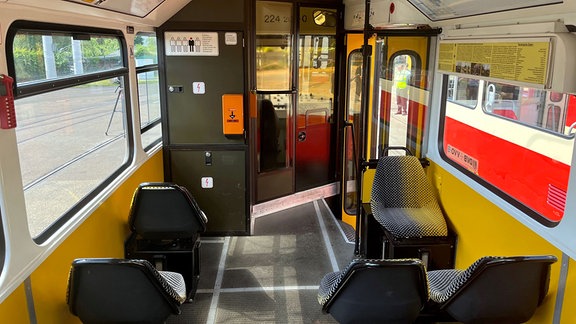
xmin=371 ymin=201 xmax=448 ymax=237
xmin=427 ymin=269 xmax=463 ymax=303
xmin=159 ymin=271 xmax=187 ymax=303
xmin=317 ymin=258 xmax=371 ymax=307
xmin=317 ymin=271 xmax=341 ymax=306
xmin=428 ymin=257 xmax=499 ymax=303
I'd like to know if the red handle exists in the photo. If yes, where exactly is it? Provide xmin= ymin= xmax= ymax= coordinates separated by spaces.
xmin=0 ymin=74 xmax=16 ymax=129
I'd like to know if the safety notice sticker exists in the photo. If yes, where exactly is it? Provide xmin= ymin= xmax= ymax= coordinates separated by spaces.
xmin=165 ymin=32 xmax=219 ymax=56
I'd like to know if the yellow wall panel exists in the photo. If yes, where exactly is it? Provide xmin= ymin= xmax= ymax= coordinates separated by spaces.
xmin=560 ymin=258 xmax=576 ymax=323
xmin=29 ymin=152 xmax=164 ymax=324
xmin=0 ymin=284 xmax=29 ymax=324
xmin=428 ymin=162 xmax=566 ymax=323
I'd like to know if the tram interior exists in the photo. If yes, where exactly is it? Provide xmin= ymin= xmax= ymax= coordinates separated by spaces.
xmin=1 ymin=0 xmax=576 ymax=323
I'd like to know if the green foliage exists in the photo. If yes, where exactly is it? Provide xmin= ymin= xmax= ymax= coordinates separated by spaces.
xmin=13 ymin=34 xmax=45 ymax=82
xmin=134 ymin=35 xmax=158 ymax=63
xmin=81 ymin=36 xmax=122 ymax=73
xmin=12 ymin=33 xmax=122 ymax=82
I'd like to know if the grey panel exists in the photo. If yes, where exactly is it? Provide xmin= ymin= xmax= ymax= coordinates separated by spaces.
xmin=169 ymin=0 xmax=244 ymax=23
xmin=165 ymin=32 xmax=244 ymax=145
xmin=170 ymin=150 xmax=247 ymax=234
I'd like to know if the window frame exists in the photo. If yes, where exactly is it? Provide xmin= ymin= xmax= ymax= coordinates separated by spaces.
xmin=480 ymin=80 xmax=574 ymax=139
xmin=438 ymin=74 xmax=572 ymax=227
xmin=446 ymin=75 xmax=479 ymax=109
xmin=343 ymin=49 xmax=363 ymax=215
xmin=6 ymin=20 xmax=134 ymax=243
xmin=134 ymin=32 xmax=162 ymax=151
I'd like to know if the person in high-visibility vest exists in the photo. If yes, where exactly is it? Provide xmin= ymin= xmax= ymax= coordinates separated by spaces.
xmin=395 ymin=64 xmax=411 ymax=115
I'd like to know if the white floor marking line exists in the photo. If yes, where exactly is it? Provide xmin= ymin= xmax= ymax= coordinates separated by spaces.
xmin=314 ymin=200 xmax=339 ymax=272
xmin=321 ymin=199 xmax=355 ymax=245
xmin=197 ymin=285 xmax=320 ymax=294
xmin=201 ymin=238 xmax=225 ymax=243
xmin=206 ymin=236 xmax=230 ymax=324
xmin=203 ymin=202 xmax=337 ymax=322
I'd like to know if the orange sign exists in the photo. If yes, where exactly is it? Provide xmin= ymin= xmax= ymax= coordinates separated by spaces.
xmin=222 ymin=94 xmax=244 ymax=135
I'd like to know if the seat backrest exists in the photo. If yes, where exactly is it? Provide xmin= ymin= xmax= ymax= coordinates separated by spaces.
xmin=371 ymin=155 xmax=439 ymax=209
xmin=323 ymin=259 xmax=428 ymax=324
xmin=67 ymin=258 xmax=184 ymax=324
xmin=441 ymin=255 xmax=557 ymax=323
xmin=128 ymin=182 xmax=207 ymax=239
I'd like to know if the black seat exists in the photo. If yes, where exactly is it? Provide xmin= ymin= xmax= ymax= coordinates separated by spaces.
xmin=317 ymin=258 xmax=429 ymax=324
xmin=128 ymin=182 xmax=207 ymax=240
xmin=125 ymin=182 xmax=207 ymax=299
xmin=365 ymin=150 xmax=456 ymax=269
xmin=67 ymin=258 xmax=186 ymax=324
xmin=426 ymin=255 xmax=557 ymax=323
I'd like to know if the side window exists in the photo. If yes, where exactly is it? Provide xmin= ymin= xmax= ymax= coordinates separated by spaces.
xmin=482 ymin=81 xmax=565 ymax=134
xmin=441 ymin=74 xmax=574 ymax=226
xmin=135 ymin=32 xmax=161 ymax=150
xmin=447 ymin=75 xmax=478 ymax=108
xmin=9 ymin=22 xmax=131 ymax=241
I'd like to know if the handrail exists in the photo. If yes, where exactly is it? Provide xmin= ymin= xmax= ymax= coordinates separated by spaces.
xmin=567 ymin=121 xmax=576 ymax=136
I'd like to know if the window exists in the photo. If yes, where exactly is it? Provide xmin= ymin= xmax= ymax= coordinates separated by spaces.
xmin=441 ymin=74 xmax=574 ymax=225
xmin=135 ymin=33 xmax=161 ymax=150
xmin=256 ymin=1 xmax=293 ymax=91
xmin=9 ymin=22 xmax=131 ymax=241
xmin=255 ymin=1 xmax=294 ymax=173
xmin=370 ymin=42 xmax=429 ymax=159
xmin=343 ymin=51 xmax=363 ymax=215
xmin=295 ymin=6 xmax=337 ymax=190
xmin=482 ymin=81 xmax=571 ymax=135
xmin=447 ymin=76 xmax=478 ymax=108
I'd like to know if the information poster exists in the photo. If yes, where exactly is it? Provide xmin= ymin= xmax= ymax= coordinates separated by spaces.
xmin=165 ymin=32 xmax=219 ymax=56
xmin=438 ymin=39 xmax=552 ymax=86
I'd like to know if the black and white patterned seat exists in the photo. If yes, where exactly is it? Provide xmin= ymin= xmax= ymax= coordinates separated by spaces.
xmin=428 ymin=256 xmax=498 ymax=303
xmin=131 ymin=257 xmax=188 ymax=305
xmin=317 ymin=258 xmax=429 ymax=323
xmin=370 ymin=155 xmax=447 ymax=238
xmin=157 ymin=270 xmax=187 ymax=303
xmin=317 ymin=259 xmax=362 ymax=307
xmin=426 ymin=255 xmax=557 ymax=323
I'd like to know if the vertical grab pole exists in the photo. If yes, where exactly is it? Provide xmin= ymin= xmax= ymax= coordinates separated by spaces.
xmin=354 ymin=0 xmax=373 ymax=257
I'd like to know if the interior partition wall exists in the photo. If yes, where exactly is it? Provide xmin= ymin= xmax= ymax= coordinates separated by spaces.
xmin=159 ymin=0 xmax=248 ymax=235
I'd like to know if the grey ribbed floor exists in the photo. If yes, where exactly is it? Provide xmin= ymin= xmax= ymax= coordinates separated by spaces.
xmin=167 ymin=200 xmax=355 ymax=323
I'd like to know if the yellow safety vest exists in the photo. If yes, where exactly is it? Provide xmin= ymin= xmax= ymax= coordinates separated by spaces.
xmin=396 ymin=70 xmax=409 ymax=89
